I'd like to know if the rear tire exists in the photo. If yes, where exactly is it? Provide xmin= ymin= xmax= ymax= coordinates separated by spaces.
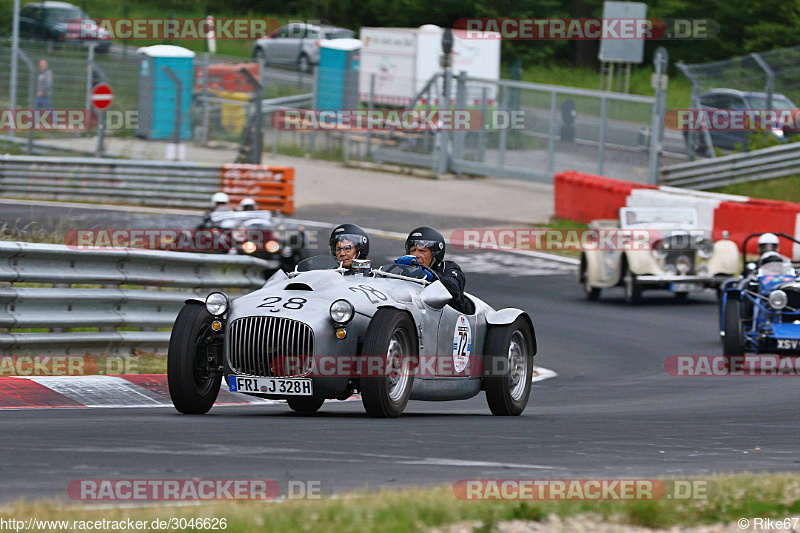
xmin=484 ymin=317 xmax=535 ymax=416
xmin=287 ymin=397 xmax=325 ymax=415
xmin=723 ymin=298 xmax=745 ymax=357
xmin=168 ymin=303 xmax=222 ymax=414
xmin=360 ymin=309 xmax=417 ymax=418
xmin=675 ymin=291 xmax=689 ymax=300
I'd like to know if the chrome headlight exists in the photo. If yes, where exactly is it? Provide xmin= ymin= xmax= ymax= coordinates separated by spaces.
xmin=330 ymin=299 xmax=354 ymax=324
xmin=205 ymin=292 xmax=229 ymax=316
xmin=652 ymin=243 xmax=668 ymax=260
xmin=675 ymin=255 xmax=692 ymax=275
xmin=695 ymin=236 xmax=714 ymax=259
xmin=769 ymin=289 xmax=788 ymax=310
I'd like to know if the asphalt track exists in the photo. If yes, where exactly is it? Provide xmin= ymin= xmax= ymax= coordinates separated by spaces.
xmin=1 ymin=202 xmax=800 ymax=503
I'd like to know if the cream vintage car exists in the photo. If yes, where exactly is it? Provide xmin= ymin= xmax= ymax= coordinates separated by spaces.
xmin=578 ymin=207 xmax=740 ymax=303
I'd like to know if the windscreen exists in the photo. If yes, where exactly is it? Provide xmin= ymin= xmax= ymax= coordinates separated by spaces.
xmin=621 ymin=208 xmax=696 ymax=229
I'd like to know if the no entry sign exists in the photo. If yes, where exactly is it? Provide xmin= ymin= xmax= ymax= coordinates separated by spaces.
xmin=91 ymin=83 xmax=113 ymax=111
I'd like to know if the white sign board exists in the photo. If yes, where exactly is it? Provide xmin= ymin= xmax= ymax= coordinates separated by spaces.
xmin=598 ymin=1 xmax=647 ymax=64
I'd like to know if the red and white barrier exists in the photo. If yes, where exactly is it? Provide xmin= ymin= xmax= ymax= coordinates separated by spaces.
xmin=554 ymin=171 xmax=800 ymax=259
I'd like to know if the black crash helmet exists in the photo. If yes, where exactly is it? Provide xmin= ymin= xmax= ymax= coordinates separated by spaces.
xmin=329 ymin=223 xmax=369 ymax=259
xmin=405 ymin=226 xmax=446 ymax=268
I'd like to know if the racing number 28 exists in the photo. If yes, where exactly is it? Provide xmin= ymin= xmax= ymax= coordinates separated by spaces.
xmin=257 ymin=296 xmax=307 ymax=311
xmin=349 ymin=285 xmax=387 ymax=304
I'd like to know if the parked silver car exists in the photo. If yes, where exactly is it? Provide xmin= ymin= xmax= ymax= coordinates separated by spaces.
xmin=251 ymin=23 xmax=355 ymax=72
xmin=168 ymin=256 xmax=537 ymax=418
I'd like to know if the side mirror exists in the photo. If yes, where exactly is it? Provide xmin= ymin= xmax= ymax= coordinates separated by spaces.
xmin=418 ymin=280 xmax=451 ymax=310
xmin=265 ymin=269 xmax=288 ymax=285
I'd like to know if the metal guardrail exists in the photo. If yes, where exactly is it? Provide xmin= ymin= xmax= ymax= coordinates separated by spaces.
xmin=660 ymin=141 xmax=800 ymax=189
xmin=0 ymin=241 xmax=271 ymax=355
xmin=0 ymin=155 xmax=295 ymax=213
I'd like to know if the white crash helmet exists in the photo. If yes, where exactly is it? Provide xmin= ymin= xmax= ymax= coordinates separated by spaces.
xmin=239 ymin=198 xmax=257 ymax=211
xmin=758 ymin=233 xmax=779 ymax=254
xmin=759 ymin=251 xmax=784 ymax=266
xmin=212 ymin=192 xmax=230 ymax=205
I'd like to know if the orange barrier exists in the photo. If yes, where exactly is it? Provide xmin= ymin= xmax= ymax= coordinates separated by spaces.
xmin=554 ymin=171 xmax=657 ymax=223
xmin=195 ymin=63 xmax=261 ymax=93
xmin=220 ymin=164 xmax=294 ymax=215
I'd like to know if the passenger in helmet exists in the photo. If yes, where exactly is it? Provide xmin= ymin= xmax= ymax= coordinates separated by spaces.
xmin=396 ymin=226 xmax=472 ymax=314
xmin=211 ymin=192 xmax=233 ymax=212
xmin=760 ymin=251 xmax=785 ymax=266
xmin=239 ymin=198 xmax=257 ymax=211
xmin=329 ymin=223 xmax=369 ymax=273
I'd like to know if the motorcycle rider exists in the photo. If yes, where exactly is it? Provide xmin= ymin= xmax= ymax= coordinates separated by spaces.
xmin=329 ymin=223 xmax=370 ymax=273
xmin=396 ymin=226 xmax=472 ymax=314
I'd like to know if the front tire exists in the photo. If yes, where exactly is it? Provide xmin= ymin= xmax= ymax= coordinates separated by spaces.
xmin=484 ymin=317 xmax=535 ymax=416
xmin=580 ymin=258 xmax=601 ymax=300
xmin=287 ymin=396 xmax=325 ymax=415
xmin=298 ymin=54 xmax=311 ymax=73
xmin=723 ymin=298 xmax=745 ymax=357
xmin=360 ymin=309 xmax=417 ymax=418
xmin=254 ymin=48 xmax=268 ymax=67
xmin=623 ymin=267 xmax=642 ymax=304
xmin=168 ymin=303 xmax=222 ymax=414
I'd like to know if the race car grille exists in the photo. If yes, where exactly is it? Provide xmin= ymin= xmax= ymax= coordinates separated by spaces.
xmin=785 ymin=287 xmax=800 ymax=310
xmin=227 ymin=317 xmax=314 ymax=378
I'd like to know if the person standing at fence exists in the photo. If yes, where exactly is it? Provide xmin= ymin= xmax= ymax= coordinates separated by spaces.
xmin=35 ymin=60 xmax=53 ymax=110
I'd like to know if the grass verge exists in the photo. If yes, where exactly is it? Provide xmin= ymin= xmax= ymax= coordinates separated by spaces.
xmin=2 ymin=474 xmax=799 ymax=532
xmin=709 ymin=174 xmax=800 ymax=203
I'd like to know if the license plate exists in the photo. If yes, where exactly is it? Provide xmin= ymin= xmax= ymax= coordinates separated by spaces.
xmin=229 ymin=375 xmax=312 ymax=396
xmin=671 ymin=282 xmax=703 ymax=292
xmin=776 ymin=339 xmax=800 ymax=350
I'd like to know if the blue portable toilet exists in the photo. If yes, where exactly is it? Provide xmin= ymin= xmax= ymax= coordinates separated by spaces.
xmin=316 ymin=39 xmax=361 ymax=110
xmin=136 ymin=45 xmax=194 ymax=140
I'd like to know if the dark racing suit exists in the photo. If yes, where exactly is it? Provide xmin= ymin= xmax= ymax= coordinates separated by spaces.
xmin=433 ymin=260 xmax=472 ymax=315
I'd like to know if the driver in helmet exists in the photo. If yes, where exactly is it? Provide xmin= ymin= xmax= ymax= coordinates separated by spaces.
xmin=238 ymin=198 xmax=257 ymax=211
xmin=329 ymin=223 xmax=369 ymax=274
xmin=757 ymin=233 xmax=788 ymax=266
xmin=395 ymin=226 xmax=471 ymax=314
xmin=211 ymin=192 xmax=233 ymax=212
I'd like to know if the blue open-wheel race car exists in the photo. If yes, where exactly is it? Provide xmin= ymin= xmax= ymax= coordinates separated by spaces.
xmin=720 ymin=232 xmax=800 ymax=358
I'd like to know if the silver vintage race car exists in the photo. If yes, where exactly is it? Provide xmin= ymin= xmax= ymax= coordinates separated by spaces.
xmin=168 ymin=256 xmax=537 ymax=418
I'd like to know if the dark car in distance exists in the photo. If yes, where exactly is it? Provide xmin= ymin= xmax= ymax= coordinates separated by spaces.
xmin=685 ymin=89 xmax=798 ymax=153
xmin=18 ymin=1 xmax=111 ymax=53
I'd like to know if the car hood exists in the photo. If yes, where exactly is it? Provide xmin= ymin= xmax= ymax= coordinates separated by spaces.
xmin=231 ymin=270 xmax=424 ymax=319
